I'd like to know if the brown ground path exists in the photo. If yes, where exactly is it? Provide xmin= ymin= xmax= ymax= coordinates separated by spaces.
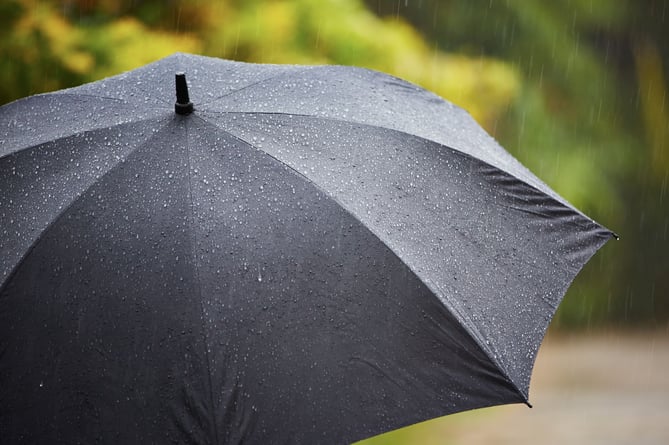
xmin=359 ymin=330 xmax=669 ymax=445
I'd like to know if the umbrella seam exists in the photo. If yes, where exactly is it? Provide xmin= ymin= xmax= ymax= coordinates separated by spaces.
xmin=0 ymin=114 xmax=169 ymax=160
xmin=198 ymin=108 xmax=541 ymax=187
xmin=50 ymin=92 xmax=139 ymax=104
xmin=198 ymin=68 xmax=313 ymax=108
xmin=191 ymin=113 xmax=532 ymax=404
xmin=195 ymin=63 xmax=426 ymax=110
xmin=183 ymin=118 xmax=222 ymax=445
xmin=3 ymin=91 xmax=171 ymax=109
xmin=422 ymin=277 xmax=531 ymax=403
xmin=52 ymin=81 xmax=174 ymax=107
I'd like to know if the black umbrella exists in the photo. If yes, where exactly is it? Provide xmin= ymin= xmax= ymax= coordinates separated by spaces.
xmin=0 ymin=53 xmax=613 ymax=444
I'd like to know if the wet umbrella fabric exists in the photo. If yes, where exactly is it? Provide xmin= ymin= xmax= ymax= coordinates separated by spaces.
xmin=0 ymin=53 xmax=613 ymax=444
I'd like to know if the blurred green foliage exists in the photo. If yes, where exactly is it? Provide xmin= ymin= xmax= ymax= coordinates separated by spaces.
xmin=1 ymin=0 xmax=666 ymax=330
xmin=0 ymin=0 xmax=519 ymax=127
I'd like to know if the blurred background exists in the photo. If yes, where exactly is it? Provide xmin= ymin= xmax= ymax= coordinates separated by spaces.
xmin=2 ymin=0 xmax=667 ymax=443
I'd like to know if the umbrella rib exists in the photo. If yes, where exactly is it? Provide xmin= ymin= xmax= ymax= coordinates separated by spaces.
xmin=197 ymin=68 xmax=312 ymax=107
xmin=50 ymin=92 xmax=166 ymax=107
xmin=192 ymin=113 xmax=532 ymax=404
xmin=58 ymin=78 xmax=174 ymax=107
xmin=205 ymin=109 xmax=547 ymax=192
xmin=183 ymin=119 xmax=221 ymax=445
xmin=193 ymin=114 xmax=329 ymax=193
xmin=0 ymin=113 xmax=165 ymax=160
xmin=50 ymin=92 xmax=128 ymax=103
xmin=403 ymin=274 xmax=532 ymax=404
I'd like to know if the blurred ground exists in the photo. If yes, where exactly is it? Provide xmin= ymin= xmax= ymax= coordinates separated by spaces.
xmin=361 ymin=329 xmax=669 ymax=445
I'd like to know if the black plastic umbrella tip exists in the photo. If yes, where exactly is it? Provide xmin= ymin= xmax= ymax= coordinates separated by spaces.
xmin=174 ymin=72 xmax=194 ymax=115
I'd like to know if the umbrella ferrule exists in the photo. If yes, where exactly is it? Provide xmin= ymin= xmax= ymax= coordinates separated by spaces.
xmin=175 ymin=72 xmax=194 ymax=115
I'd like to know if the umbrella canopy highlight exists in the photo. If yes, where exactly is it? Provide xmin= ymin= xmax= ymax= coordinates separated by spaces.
xmin=0 ymin=53 xmax=613 ymax=444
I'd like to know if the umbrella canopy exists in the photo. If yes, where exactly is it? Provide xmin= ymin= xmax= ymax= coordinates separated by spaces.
xmin=0 ymin=53 xmax=613 ymax=444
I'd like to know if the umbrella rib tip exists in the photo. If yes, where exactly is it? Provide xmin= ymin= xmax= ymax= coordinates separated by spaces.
xmin=175 ymin=72 xmax=194 ymax=115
